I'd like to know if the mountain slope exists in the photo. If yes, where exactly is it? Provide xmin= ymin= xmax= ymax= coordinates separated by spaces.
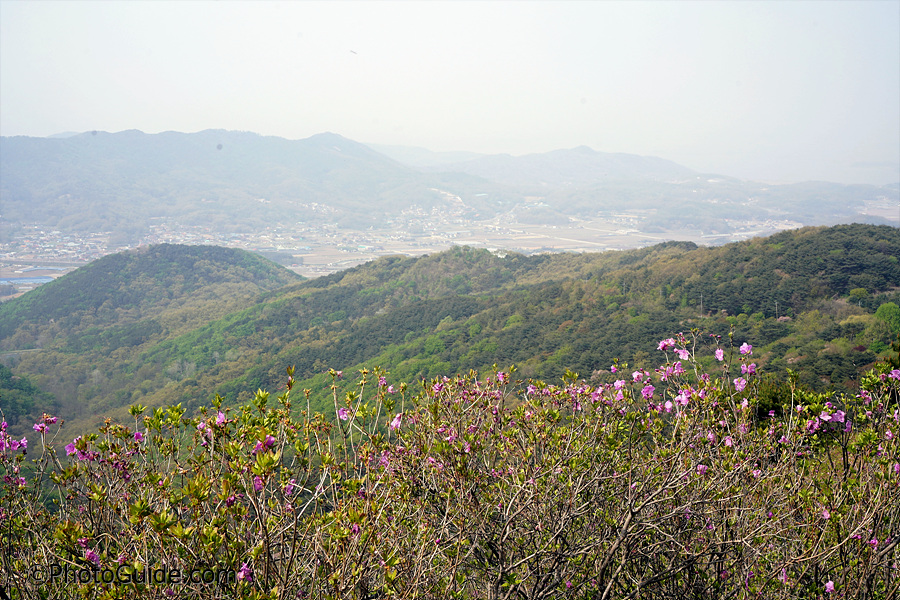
xmin=3 ymin=225 xmax=898 ymax=438
xmin=0 ymin=130 xmax=504 ymax=238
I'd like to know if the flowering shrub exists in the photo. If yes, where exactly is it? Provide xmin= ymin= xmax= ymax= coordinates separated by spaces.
xmin=2 ymin=333 xmax=899 ymax=599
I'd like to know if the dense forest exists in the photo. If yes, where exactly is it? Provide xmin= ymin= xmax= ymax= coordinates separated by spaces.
xmin=1 ymin=224 xmax=899 ymax=437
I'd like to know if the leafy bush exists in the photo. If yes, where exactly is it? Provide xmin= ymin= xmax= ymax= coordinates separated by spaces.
xmin=2 ymin=333 xmax=899 ymax=599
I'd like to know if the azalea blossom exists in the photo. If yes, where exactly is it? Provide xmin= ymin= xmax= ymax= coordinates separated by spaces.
xmin=237 ymin=563 xmax=253 ymax=583
xmin=65 ymin=438 xmax=79 ymax=456
xmin=825 ymin=581 xmax=835 ymax=593
xmin=696 ymin=464 xmax=708 ymax=476
xmin=658 ymin=338 xmax=676 ymax=351
xmin=338 ymin=408 xmax=351 ymax=421
xmin=715 ymin=349 xmax=725 ymax=361
xmin=641 ymin=384 xmax=655 ymax=400
xmin=390 ymin=413 xmax=403 ymax=430
xmin=733 ymin=377 xmax=747 ymax=392
xmin=676 ymin=348 xmax=691 ymax=360
xmin=739 ymin=343 xmax=753 ymax=355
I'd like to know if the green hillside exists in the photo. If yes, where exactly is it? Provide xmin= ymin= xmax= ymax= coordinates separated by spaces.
xmin=1 ymin=225 xmax=899 ymax=437
xmin=0 ymin=244 xmax=301 ymax=424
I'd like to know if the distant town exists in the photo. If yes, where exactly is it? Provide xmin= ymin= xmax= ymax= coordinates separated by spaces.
xmin=0 ymin=206 xmax=817 ymax=300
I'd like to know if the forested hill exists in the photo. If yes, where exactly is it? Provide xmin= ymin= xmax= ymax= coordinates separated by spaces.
xmin=2 ymin=225 xmax=899 ymax=435
xmin=0 ymin=244 xmax=301 ymax=345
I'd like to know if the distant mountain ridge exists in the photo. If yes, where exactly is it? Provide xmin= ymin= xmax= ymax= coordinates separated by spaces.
xmin=418 ymin=145 xmax=697 ymax=189
xmin=1 ymin=130 xmax=896 ymax=243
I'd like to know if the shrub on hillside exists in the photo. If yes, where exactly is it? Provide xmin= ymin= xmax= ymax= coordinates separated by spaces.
xmin=2 ymin=333 xmax=899 ymax=599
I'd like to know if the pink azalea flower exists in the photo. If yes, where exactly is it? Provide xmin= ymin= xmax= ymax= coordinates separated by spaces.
xmin=237 ymin=562 xmax=253 ymax=582
xmin=134 ymin=431 xmax=144 ymax=442
xmin=387 ymin=385 xmax=396 ymax=394
xmin=216 ymin=411 xmax=226 ymax=426
xmin=825 ymin=580 xmax=835 ymax=593
xmin=696 ymin=464 xmax=708 ymax=476
xmin=676 ymin=348 xmax=691 ymax=360
xmin=734 ymin=377 xmax=747 ymax=392
xmin=33 ymin=423 xmax=47 ymax=434
xmin=253 ymin=476 xmax=264 ymax=492
xmin=641 ymin=384 xmax=655 ymax=400
xmin=739 ymin=343 xmax=753 ymax=355
xmin=658 ymin=338 xmax=676 ymax=351
xmin=65 ymin=438 xmax=79 ymax=456
xmin=715 ymin=348 xmax=724 ymax=361
xmin=338 ymin=408 xmax=350 ymax=421
xmin=390 ymin=413 xmax=402 ymax=431
xmin=378 ymin=376 xmax=387 ymax=387
xmin=632 ymin=371 xmax=644 ymax=382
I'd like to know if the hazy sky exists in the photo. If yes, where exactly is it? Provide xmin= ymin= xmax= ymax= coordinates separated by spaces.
xmin=1 ymin=0 xmax=898 ymax=185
